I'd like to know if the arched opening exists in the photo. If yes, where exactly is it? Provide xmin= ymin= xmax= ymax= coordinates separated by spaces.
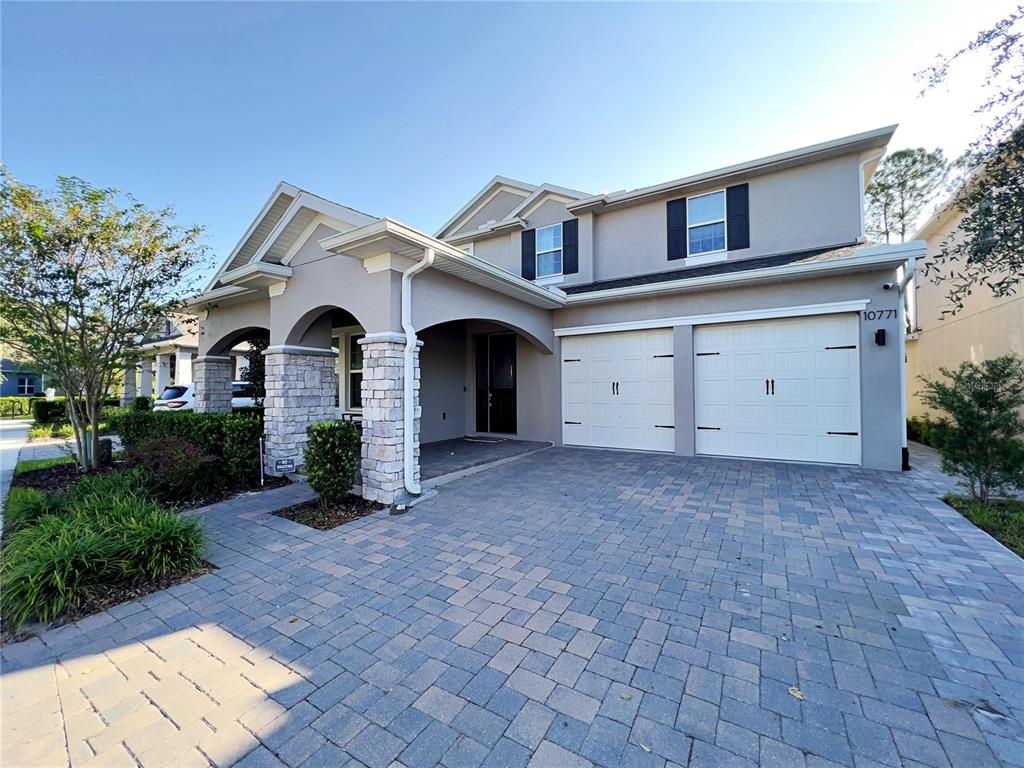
xmin=282 ymin=305 xmax=365 ymax=417
xmin=206 ymin=326 xmax=270 ymax=387
xmin=417 ymin=318 xmax=560 ymax=473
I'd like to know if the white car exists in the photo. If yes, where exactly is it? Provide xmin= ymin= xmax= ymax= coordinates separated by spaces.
xmin=152 ymin=382 xmax=256 ymax=412
xmin=152 ymin=384 xmax=194 ymax=411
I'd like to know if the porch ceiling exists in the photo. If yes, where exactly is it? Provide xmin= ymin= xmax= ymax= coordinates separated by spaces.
xmin=320 ymin=218 xmax=567 ymax=310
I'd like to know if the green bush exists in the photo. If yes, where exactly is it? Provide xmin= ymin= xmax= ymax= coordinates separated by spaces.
xmin=0 ymin=467 xmax=206 ymax=629
xmin=125 ymin=437 xmax=225 ymax=501
xmin=223 ymin=414 xmax=263 ymax=484
xmin=0 ymin=396 xmax=35 ymax=418
xmin=3 ymin=487 xmax=65 ymax=533
xmin=32 ymin=398 xmax=67 ymax=425
xmin=132 ymin=396 xmax=152 ymax=411
xmin=118 ymin=411 xmax=263 ymax=486
xmin=304 ymin=421 xmax=359 ymax=505
xmin=100 ymin=406 xmax=131 ymax=436
xmin=907 ymin=416 xmax=946 ymax=449
xmin=918 ymin=354 xmax=1024 ymax=503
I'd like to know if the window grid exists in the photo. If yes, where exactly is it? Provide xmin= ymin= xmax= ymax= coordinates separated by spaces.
xmin=535 ymin=223 xmax=563 ymax=278
xmin=687 ymin=190 xmax=727 ymax=257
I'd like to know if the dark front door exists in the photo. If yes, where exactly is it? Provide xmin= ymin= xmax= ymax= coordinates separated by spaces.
xmin=475 ymin=333 xmax=517 ymax=433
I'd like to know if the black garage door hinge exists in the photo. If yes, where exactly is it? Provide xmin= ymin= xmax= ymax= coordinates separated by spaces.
xmin=827 ymin=431 xmax=859 ymax=436
xmin=824 ymin=345 xmax=857 ymax=350
xmin=695 ymin=352 xmax=720 ymax=356
xmin=563 ymin=358 xmax=581 ymax=363
xmin=653 ymin=354 xmax=674 ymax=358
xmin=654 ymin=424 xmax=675 ymax=429
xmin=697 ymin=426 xmax=721 ymax=431
xmin=563 ymin=420 xmax=582 ymax=425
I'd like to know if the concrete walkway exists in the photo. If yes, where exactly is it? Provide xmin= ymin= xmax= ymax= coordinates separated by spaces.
xmin=2 ymin=445 xmax=1023 ymax=768
xmin=0 ymin=418 xmax=32 ymax=512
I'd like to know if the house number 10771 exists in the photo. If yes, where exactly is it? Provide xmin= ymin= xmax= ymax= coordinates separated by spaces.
xmin=862 ymin=309 xmax=897 ymax=321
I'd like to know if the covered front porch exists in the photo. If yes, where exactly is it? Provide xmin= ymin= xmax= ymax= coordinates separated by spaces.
xmin=187 ymin=201 xmax=562 ymax=505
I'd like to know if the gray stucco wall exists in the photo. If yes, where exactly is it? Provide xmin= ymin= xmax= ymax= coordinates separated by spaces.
xmin=420 ymin=323 xmax=468 ymax=443
xmin=454 ymin=190 xmax=528 ymax=237
xmin=199 ymin=299 xmax=271 ymax=356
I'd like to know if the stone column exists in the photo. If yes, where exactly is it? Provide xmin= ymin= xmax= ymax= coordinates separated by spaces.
xmin=121 ymin=366 xmax=137 ymax=406
xmin=139 ymin=360 xmax=153 ymax=398
xmin=176 ymin=349 xmax=194 ymax=385
xmin=359 ymin=333 xmax=421 ymax=505
xmin=155 ymin=353 xmax=171 ymax=395
xmin=193 ymin=355 xmax=233 ymax=413
xmin=263 ymin=346 xmax=338 ymax=475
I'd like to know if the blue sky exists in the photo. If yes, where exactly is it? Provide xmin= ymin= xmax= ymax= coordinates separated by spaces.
xmin=2 ymin=1 xmax=1013 ymax=284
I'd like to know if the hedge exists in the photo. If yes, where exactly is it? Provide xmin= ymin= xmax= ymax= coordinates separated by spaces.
xmin=117 ymin=411 xmax=264 ymax=485
xmin=907 ymin=416 xmax=946 ymax=450
xmin=0 ymin=397 xmax=38 ymax=418
xmin=32 ymin=397 xmax=121 ymax=425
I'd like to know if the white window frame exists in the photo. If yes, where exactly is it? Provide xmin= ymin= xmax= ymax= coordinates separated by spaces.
xmin=535 ymin=222 xmax=563 ymax=279
xmin=332 ymin=326 xmax=365 ymax=416
xmin=17 ymin=376 xmax=34 ymax=395
xmin=686 ymin=189 xmax=728 ymax=259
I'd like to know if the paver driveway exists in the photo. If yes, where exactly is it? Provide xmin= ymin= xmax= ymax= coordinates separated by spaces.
xmin=3 ymin=445 xmax=1023 ymax=768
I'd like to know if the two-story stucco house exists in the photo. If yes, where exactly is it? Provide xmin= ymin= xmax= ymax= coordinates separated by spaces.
xmin=186 ymin=125 xmax=924 ymax=504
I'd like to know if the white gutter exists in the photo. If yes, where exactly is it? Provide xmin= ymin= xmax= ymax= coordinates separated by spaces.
xmin=897 ymin=249 xmax=917 ymax=467
xmin=401 ymin=247 xmax=435 ymax=496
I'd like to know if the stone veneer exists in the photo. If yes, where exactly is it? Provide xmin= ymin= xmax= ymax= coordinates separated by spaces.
xmin=193 ymin=356 xmax=233 ymax=413
xmin=359 ymin=333 xmax=420 ymax=505
xmin=263 ymin=347 xmax=337 ymax=475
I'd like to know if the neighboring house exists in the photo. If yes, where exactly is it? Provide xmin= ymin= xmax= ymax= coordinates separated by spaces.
xmin=187 ymin=125 xmax=925 ymax=504
xmin=0 ymin=359 xmax=43 ymax=397
xmin=907 ymin=199 xmax=1024 ymax=418
xmin=124 ymin=314 xmax=250 ymax=403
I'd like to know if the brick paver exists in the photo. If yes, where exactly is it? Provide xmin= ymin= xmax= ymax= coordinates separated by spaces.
xmin=3 ymin=443 xmax=1023 ymax=767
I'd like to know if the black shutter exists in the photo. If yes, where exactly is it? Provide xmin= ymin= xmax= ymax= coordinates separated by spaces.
xmin=521 ymin=229 xmax=536 ymax=280
xmin=667 ymin=198 xmax=687 ymax=260
xmin=562 ymin=219 xmax=578 ymax=275
xmin=726 ymin=184 xmax=750 ymax=251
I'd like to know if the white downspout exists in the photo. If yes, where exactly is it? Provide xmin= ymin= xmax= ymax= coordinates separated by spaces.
xmin=897 ymin=251 xmax=916 ymax=468
xmin=401 ymin=247 xmax=435 ymax=496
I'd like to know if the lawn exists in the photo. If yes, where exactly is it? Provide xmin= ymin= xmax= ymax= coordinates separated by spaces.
xmin=945 ymin=493 xmax=1024 ymax=558
xmin=14 ymin=455 xmax=76 ymax=475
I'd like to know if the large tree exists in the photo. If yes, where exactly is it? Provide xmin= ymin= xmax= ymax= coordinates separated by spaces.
xmin=0 ymin=173 xmax=207 ymax=469
xmin=866 ymin=148 xmax=948 ymax=243
xmin=918 ymin=6 xmax=1024 ymax=312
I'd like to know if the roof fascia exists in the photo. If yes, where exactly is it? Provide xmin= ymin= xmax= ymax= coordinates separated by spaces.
xmin=434 ymin=175 xmax=537 ymax=239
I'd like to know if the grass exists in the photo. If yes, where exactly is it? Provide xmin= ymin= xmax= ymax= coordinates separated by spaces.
xmin=944 ymin=492 xmax=1024 ymax=558
xmin=14 ymin=455 xmax=76 ymax=475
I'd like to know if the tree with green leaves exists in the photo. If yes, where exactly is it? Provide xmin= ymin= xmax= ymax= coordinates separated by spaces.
xmin=918 ymin=354 xmax=1024 ymax=504
xmin=240 ymin=334 xmax=269 ymax=406
xmin=866 ymin=148 xmax=948 ymax=243
xmin=0 ymin=173 xmax=207 ymax=469
xmin=918 ymin=7 xmax=1024 ymax=312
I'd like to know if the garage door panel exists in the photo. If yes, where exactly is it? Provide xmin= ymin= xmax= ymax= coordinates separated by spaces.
xmin=694 ymin=313 xmax=860 ymax=465
xmin=562 ymin=328 xmax=674 ymax=452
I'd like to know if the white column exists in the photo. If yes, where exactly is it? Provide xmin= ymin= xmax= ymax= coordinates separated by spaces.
xmin=154 ymin=353 xmax=171 ymax=395
xmin=176 ymin=349 xmax=194 ymax=385
xmin=121 ymin=365 xmax=138 ymax=406
xmin=139 ymin=360 xmax=153 ymax=398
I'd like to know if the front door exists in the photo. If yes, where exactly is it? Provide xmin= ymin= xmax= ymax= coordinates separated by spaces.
xmin=475 ymin=333 xmax=517 ymax=433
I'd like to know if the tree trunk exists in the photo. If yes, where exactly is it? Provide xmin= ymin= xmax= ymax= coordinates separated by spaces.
xmin=90 ymin=397 xmax=101 ymax=471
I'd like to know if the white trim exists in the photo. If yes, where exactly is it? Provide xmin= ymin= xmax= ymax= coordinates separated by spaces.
xmin=219 ymin=261 xmax=293 ymax=284
xmin=858 ymin=148 xmax=885 ymax=241
xmin=435 ymin=176 xmax=536 ymax=239
xmin=263 ymin=344 xmax=335 ymax=356
xmin=535 ymin=275 xmax=565 ymax=286
xmin=686 ymin=188 xmax=728 ymax=258
xmin=682 ymin=251 xmax=729 ymax=267
xmin=564 ymin=246 xmax=922 ymax=305
xmin=554 ymin=299 xmax=872 ymax=337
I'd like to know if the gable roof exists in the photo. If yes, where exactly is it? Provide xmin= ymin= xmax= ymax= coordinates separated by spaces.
xmin=205 ymin=182 xmax=377 ymax=291
xmin=567 ymin=125 xmax=898 ymax=216
xmin=434 ymin=176 xmax=536 ymax=239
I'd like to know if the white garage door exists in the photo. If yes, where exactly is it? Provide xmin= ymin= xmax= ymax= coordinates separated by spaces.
xmin=694 ymin=313 xmax=861 ymax=465
xmin=562 ymin=328 xmax=675 ymax=452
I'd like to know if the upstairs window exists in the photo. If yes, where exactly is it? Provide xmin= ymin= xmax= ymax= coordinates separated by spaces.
xmin=535 ymin=223 xmax=563 ymax=278
xmin=687 ymin=190 xmax=726 ymax=256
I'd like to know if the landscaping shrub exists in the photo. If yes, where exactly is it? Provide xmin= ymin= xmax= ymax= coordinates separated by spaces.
xmin=32 ymin=398 xmax=67 ymax=425
xmin=100 ymin=406 xmax=131 ymax=436
xmin=0 ymin=466 xmax=207 ymax=629
xmin=3 ymin=487 xmax=65 ymax=533
xmin=304 ymin=421 xmax=360 ymax=505
xmin=906 ymin=416 xmax=946 ymax=449
xmin=0 ymin=396 xmax=35 ymax=418
xmin=133 ymin=396 xmax=152 ymax=411
xmin=118 ymin=411 xmax=263 ymax=486
xmin=125 ymin=437 xmax=225 ymax=501
xmin=918 ymin=354 xmax=1024 ymax=503
xmin=223 ymin=414 xmax=263 ymax=484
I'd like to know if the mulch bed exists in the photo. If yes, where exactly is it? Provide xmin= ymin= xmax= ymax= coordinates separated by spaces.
xmin=176 ymin=475 xmax=291 ymax=510
xmin=273 ymin=495 xmax=386 ymax=530
xmin=11 ymin=462 xmax=122 ymax=494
